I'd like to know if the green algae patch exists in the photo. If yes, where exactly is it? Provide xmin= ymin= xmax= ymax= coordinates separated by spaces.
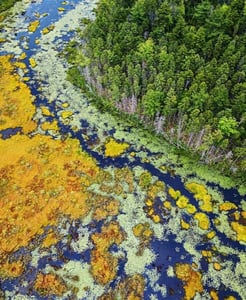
xmin=139 ymin=171 xmax=152 ymax=189
xmin=104 ymin=138 xmax=129 ymax=157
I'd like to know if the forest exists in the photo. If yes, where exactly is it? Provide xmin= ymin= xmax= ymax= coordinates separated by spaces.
xmin=0 ymin=0 xmax=19 ymax=13
xmin=66 ymin=0 xmax=246 ymax=182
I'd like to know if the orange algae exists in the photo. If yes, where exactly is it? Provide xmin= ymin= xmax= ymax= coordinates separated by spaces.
xmin=61 ymin=111 xmax=73 ymax=119
xmin=133 ymin=223 xmax=153 ymax=239
xmin=0 ymin=260 xmax=24 ymax=278
xmin=201 ymin=250 xmax=213 ymax=257
xmin=168 ymin=187 xmax=191 ymax=209
xmin=104 ymin=138 xmax=129 ymax=157
xmin=42 ymin=230 xmax=58 ymax=248
xmin=42 ymin=24 xmax=55 ymax=35
xmin=61 ymin=102 xmax=69 ymax=108
xmin=210 ymin=289 xmax=219 ymax=300
xmin=163 ymin=200 xmax=172 ymax=210
xmin=175 ymin=263 xmax=203 ymax=300
xmin=145 ymin=198 xmax=153 ymax=206
xmin=92 ymin=197 xmax=119 ymax=221
xmin=185 ymin=182 xmax=213 ymax=212
xmin=213 ymin=262 xmax=222 ymax=271
xmin=34 ymin=273 xmax=67 ymax=297
xmin=207 ymin=231 xmax=216 ymax=240
xmin=181 ymin=219 xmax=190 ymax=230
xmin=152 ymin=214 xmax=161 ymax=223
xmin=14 ymin=61 xmax=27 ymax=69
xmin=0 ymin=134 xmax=100 ymax=257
xmin=144 ymin=181 xmax=165 ymax=223
xmin=0 ymin=55 xmax=36 ymax=134
xmin=28 ymin=20 xmax=40 ymax=32
xmin=19 ymin=52 xmax=27 ymax=60
xmin=98 ymin=274 xmax=145 ymax=300
xmin=91 ymin=222 xmax=125 ymax=285
xmin=115 ymin=167 xmax=134 ymax=192
xmin=176 ymin=195 xmax=189 ymax=209
xmin=186 ymin=204 xmax=197 ymax=214
xmin=41 ymin=106 xmax=54 ymax=117
xmin=219 ymin=202 xmax=237 ymax=211
xmin=147 ymin=180 xmax=165 ymax=199
xmin=194 ymin=212 xmax=210 ymax=230
xmin=41 ymin=120 xmax=59 ymax=131
xmin=29 ymin=57 xmax=37 ymax=68
xmin=230 ymin=221 xmax=246 ymax=242
xmin=168 ymin=187 xmax=181 ymax=200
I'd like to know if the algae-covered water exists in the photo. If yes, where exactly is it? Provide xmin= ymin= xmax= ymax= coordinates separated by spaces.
xmin=0 ymin=1 xmax=245 ymax=299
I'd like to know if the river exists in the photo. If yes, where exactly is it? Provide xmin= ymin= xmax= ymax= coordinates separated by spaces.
xmin=0 ymin=1 xmax=245 ymax=299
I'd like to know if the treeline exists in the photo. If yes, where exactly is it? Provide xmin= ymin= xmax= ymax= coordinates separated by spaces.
xmin=68 ymin=0 xmax=246 ymax=178
xmin=0 ymin=0 xmax=19 ymax=13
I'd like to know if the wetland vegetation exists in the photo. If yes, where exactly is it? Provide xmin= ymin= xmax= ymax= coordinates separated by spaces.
xmin=0 ymin=1 xmax=245 ymax=299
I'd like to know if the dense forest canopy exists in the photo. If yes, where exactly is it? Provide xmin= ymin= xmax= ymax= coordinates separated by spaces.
xmin=0 ymin=0 xmax=19 ymax=13
xmin=69 ymin=0 xmax=246 ymax=179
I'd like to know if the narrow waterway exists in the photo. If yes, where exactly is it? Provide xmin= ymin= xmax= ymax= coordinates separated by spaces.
xmin=0 ymin=1 xmax=245 ymax=299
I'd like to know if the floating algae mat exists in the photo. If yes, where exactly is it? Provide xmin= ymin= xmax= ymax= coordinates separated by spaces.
xmin=0 ymin=1 xmax=245 ymax=299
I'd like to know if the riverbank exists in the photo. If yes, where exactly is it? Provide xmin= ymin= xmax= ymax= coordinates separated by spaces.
xmin=71 ymin=0 xmax=246 ymax=188
xmin=66 ymin=62 xmax=246 ymax=195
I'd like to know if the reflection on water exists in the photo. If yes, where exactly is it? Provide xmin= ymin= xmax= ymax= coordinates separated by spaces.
xmin=0 ymin=1 xmax=245 ymax=299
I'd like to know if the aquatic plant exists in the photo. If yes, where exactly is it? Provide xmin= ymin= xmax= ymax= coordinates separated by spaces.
xmin=139 ymin=171 xmax=152 ymax=189
xmin=91 ymin=222 xmax=125 ymax=285
xmin=98 ymin=274 xmax=145 ymax=300
xmin=0 ymin=134 xmax=100 ymax=258
xmin=34 ymin=273 xmax=67 ymax=297
xmin=104 ymin=138 xmax=129 ymax=157
xmin=28 ymin=20 xmax=40 ymax=32
xmin=185 ymin=182 xmax=213 ymax=212
xmin=0 ymin=55 xmax=36 ymax=134
xmin=194 ymin=212 xmax=210 ymax=230
xmin=0 ymin=260 xmax=24 ymax=278
xmin=175 ymin=263 xmax=203 ymax=300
